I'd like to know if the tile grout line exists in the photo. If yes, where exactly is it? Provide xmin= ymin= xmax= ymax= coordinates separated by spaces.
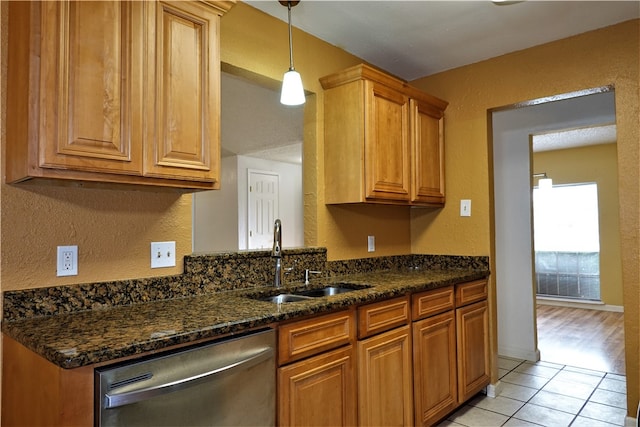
xmin=566 ymin=370 xmax=606 ymax=427
xmin=504 ymin=359 xmax=564 ymax=426
xmin=498 ymin=359 xmax=628 ymax=427
xmin=448 ymin=358 xmax=628 ymax=427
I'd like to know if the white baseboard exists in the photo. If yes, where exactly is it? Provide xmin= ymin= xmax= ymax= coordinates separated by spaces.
xmin=498 ymin=346 xmax=540 ymax=362
xmin=537 ymin=296 xmax=624 ymax=312
xmin=624 ymin=415 xmax=636 ymax=427
xmin=486 ymin=381 xmax=502 ymax=398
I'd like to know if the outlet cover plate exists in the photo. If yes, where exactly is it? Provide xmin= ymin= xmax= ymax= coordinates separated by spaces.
xmin=367 ymin=235 xmax=375 ymax=252
xmin=57 ymin=245 xmax=78 ymax=277
xmin=151 ymin=241 xmax=176 ymax=268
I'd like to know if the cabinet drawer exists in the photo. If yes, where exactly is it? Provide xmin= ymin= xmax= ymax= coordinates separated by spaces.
xmin=278 ymin=310 xmax=355 ymax=365
xmin=411 ymin=286 xmax=454 ymax=320
xmin=455 ymin=280 xmax=488 ymax=307
xmin=358 ymin=296 xmax=409 ymax=339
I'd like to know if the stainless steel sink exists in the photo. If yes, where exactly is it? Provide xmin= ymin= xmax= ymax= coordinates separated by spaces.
xmin=296 ymin=286 xmax=363 ymax=297
xmin=258 ymin=294 xmax=314 ymax=303
xmin=254 ymin=283 xmax=370 ymax=303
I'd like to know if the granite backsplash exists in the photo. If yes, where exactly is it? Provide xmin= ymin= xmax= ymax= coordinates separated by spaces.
xmin=3 ymin=248 xmax=488 ymax=322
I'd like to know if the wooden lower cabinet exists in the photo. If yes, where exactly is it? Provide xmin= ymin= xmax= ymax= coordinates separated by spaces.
xmin=357 ymin=325 xmax=413 ymax=426
xmin=456 ymin=300 xmax=490 ymax=403
xmin=2 ymin=335 xmax=94 ymax=427
xmin=413 ymin=310 xmax=457 ymax=426
xmin=278 ymin=345 xmax=357 ymax=426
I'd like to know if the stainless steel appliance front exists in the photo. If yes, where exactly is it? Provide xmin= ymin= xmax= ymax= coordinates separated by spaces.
xmin=96 ymin=328 xmax=275 ymax=426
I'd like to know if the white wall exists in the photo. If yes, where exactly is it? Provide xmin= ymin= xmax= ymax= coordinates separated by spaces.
xmin=492 ymin=90 xmax=615 ymax=360
xmin=193 ymin=155 xmax=303 ymax=253
xmin=193 ymin=156 xmax=240 ymax=253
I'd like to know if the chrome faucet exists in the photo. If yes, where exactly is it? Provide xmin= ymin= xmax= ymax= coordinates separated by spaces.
xmin=305 ymin=269 xmax=322 ymax=285
xmin=272 ymin=219 xmax=283 ymax=287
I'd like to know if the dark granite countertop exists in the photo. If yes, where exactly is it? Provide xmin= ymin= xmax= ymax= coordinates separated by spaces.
xmin=2 ymin=268 xmax=488 ymax=369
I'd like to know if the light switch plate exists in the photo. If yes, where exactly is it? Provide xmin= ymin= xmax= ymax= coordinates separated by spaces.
xmin=367 ymin=235 xmax=375 ymax=252
xmin=151 ymin=241 xmax=176 ymax=268
xmin=460 ymin=199 xmax=471 ymax=217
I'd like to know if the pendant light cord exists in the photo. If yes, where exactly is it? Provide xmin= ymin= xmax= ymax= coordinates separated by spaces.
xmin=287 ymin=1 xmax=295 ymax=71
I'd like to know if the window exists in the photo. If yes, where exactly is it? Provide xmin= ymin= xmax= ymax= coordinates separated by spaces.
xmin=533 ymin=183 xmax=600 ymax=301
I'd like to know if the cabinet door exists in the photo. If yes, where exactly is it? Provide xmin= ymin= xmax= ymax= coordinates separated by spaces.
xmin=278 ymin=346 xmax=357 ymax=426
xmin=413 ymin=310 xmax=457 ymax=426
xmin=364 ymin=81 xmax=411 ymax=202
xmin=145 ymin=1 xmax=220 ymax=184
xmin=358 ymin=325 xmax=413 ymax=426
xmin=456 ymin=300 xmax=490 ymax=402
xmin=39 ymin=1 xmax=144 ymax=175
xmin=411 ymin=98 xmax=445 ymax=205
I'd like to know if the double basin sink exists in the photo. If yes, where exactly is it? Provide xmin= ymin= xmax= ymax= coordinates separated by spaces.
xmin=254 ymin=283 xmax=371 ymax=303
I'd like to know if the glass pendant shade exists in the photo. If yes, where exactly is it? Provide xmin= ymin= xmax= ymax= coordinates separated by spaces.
xmin=281 ymin=69 xmax=305 ymax=106
xmin=280 ymin=0 xmax=305 ymax=106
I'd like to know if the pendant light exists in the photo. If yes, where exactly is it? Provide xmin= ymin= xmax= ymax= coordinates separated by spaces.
xmin=279 ymin=0 xmax=305 ymax=106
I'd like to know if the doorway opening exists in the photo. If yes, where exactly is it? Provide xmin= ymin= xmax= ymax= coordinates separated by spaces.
xmin=491 ymin=87 xmax=623 ymax=374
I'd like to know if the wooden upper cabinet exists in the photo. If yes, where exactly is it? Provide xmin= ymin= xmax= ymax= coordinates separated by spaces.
xmin=39 ymin=1 xmax=144 ymax=175
xmin=364 ymin=81 xmax=411 ymax=202
xmin=411 ymin=97 xmax=445 ymax=205
xmin=6 ymin=0 xmax=233 ymax=190
xmin=144 ymin=1 xmax=221 ymax=183
xmin=320 ymin=64 xmax=447 ymax=206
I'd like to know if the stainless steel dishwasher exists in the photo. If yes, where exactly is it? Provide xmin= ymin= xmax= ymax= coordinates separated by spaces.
xmin=95 ymin=328 xmax=275 ymax=427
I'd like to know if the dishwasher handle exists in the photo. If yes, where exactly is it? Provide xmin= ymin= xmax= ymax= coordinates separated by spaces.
xmin=104 ymin=346 xmax=274 ymax=409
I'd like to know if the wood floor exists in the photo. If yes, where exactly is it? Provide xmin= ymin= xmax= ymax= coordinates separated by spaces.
xmin=536 ymin=304 xmax=626 ymax=375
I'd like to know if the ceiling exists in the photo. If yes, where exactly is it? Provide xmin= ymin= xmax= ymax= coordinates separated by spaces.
xmin=246 ymin=1 xmax=639 ymax=81
xmin=532 ymin=124 xmax=616 ymax=152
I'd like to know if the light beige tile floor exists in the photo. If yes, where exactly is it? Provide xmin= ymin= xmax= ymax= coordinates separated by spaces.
xmin=440 ymin=357 xmax=628 ymax=427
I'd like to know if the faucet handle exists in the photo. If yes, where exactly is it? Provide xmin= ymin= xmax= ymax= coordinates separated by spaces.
xmin=284 ymin=259 xmax=298 ymax=275
xmin=304 ymin=269 xmax=322 ymax=285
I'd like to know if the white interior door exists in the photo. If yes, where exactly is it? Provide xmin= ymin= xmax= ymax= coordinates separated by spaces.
xmin=248 ymin=170 xmax=279 ymax=249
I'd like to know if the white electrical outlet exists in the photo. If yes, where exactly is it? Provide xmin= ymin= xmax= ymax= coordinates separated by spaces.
xmin=460 ymin=199 xmax=472 ymax=217
xmin=57 ymin=245 xmax=78 ymax=277
xmin=151 ymin=241 xmax=176 ymax=268
xmin=367 ymin=235 xmax=375 ymax=252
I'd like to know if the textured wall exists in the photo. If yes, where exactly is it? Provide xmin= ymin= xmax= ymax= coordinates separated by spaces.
xmin=534 ymin=143 xmax=622 ymax=306
xmin=410 ymin=19 xmax=639 ymax=416
xmin=1 ymin=185 xmax=191 ymax=291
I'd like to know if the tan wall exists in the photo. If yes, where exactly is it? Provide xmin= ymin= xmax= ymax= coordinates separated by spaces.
xmin=410 ymin=19 xmax=639 ymax=415
xmin=534 ymin=143 xmax=622 ymax=306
